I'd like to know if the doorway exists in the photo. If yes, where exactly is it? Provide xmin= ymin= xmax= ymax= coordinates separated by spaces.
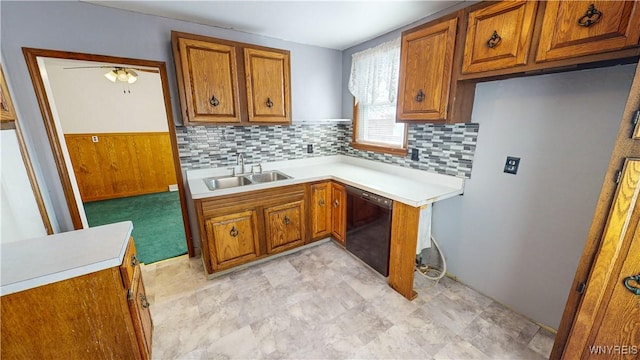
xmin=23 ymin=48 xmax=193 ymax=262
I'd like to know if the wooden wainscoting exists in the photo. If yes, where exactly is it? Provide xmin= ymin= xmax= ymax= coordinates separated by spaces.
xmin=65 ymin=132 xmax=177 ymax=202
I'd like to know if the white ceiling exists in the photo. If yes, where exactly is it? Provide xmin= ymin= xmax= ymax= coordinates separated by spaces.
xmin=83 ymin=1 xmax=465 ymax=50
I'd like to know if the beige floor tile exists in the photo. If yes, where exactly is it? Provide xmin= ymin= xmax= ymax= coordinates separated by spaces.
xmin=433 ymin=340 xmax=489 ymax=360
xmin=148 ymin=242 xmax=554 ymax=360
xmin=528 ymin=328 xmax=556 ymax=358
xmin=462 ymin=317 xmax=547 ymax=360
xmin=206 ymin=325 xmax=261 ymax=359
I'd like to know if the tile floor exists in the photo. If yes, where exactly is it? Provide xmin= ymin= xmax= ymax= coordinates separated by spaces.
xmin=141 ymin=241 xmax=556 ymax=359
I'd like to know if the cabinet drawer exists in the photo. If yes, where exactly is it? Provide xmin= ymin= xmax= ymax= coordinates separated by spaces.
xmin=120 ymin=237 xmax=139 ymax=289
xmin=462 ymin=1 xmax=538 ymax=74
xmin=536 ymin=1 xmax=640 ymax=62
xmin=264 ymin=200 xmax=305 ymax=254
xmin=205 ymin=210 xmax=261 ymax=270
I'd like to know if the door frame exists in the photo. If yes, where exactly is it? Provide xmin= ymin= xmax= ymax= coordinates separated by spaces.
xmin=22 ymin=47 xmax=194 ymax=257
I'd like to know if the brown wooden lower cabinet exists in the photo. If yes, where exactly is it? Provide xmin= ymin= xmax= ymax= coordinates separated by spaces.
xmin=309 ymin=181 xmax=332 ymax=240
xmin=205 ymin=209 xmax=261 ymax=271
xmin=0 ymin=237 xmax=152 ymax=359
xmin=331 ymin=182 xmax=347 ymax=245
xmin=197 ymin=184 xmax=307 ymax=274
xmin=129 ymin=266 xmax=153 ymax=359
xmin=197 ymin=182 xmax=350 ymax=274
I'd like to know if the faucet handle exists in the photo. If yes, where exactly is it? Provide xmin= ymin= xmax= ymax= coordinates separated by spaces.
xmin=251 ymin=163 xmax=263 ymax=174
xmin=227 ymin=167 xmax=236 ymax=176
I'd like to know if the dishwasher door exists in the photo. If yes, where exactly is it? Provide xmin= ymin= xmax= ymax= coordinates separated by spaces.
xmin=346 ymin=186 xmax=393 ymax=276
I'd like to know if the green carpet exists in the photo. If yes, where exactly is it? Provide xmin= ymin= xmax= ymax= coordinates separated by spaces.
xmin=83 ymin=191 xmax=187 ymax=264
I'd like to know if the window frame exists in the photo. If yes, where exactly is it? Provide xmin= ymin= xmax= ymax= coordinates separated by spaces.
xmin=350 ymin=99 xmax=408 ymax=156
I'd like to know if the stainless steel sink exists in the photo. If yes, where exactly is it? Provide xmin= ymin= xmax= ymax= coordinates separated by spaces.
xmin=203 ymin=170 xmax=292 ymax=191
xmin=203 ymin=176 xmax=252 ymax=191
xmin=244 ymin=170 xmax=292 ymax=183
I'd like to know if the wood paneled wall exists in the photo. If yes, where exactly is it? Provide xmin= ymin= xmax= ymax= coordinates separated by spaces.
xmin=65 ymin=132 xmax=177 ymax=202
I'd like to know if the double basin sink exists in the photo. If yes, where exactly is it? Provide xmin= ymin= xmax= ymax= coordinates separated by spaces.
xmin=203 ymin=170 xmax=292 ymax=191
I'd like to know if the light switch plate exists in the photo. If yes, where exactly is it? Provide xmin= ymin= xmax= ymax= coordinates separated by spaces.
xmin=504 ymin=156 xmax=520 ymax=175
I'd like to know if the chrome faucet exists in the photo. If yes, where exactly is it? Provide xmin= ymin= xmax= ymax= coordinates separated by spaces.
xmin=251 ymin=163 xmax=263 ymax=174
xmin=236 ymin=153 xmax=245 ymax=174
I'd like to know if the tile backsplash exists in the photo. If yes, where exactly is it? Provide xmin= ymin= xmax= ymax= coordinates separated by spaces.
xmin=342 ymin=123 xmax=479 ymax=178
xmin=176 ymin=124 xmax=344 ymax=170
xmin=175 ymin=122 xmax=479 ymax=178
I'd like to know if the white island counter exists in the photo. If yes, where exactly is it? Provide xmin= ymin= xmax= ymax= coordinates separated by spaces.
xmin=0 ymin=221 xmax=133 ymax=296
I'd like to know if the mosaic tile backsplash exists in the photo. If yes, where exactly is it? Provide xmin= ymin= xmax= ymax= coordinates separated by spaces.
xmin=175 ymin=122 xmax=479 ymax=178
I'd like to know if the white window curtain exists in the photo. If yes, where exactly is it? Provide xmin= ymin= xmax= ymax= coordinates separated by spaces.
xmin=348 ymin=37 xmax=401 ymax=106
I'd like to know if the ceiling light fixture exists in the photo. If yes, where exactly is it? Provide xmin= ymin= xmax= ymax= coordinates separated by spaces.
xmin=104 ymin=67 xmax=137 ymax=84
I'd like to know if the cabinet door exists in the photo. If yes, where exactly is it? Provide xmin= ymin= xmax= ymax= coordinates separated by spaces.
xmin=264 ymin=200 xmax=305 ymax=254
xmin=205 ymin=209 xmax=260 ymax=270
xmin=244 ymin=48 xmax=291 ymax=123
xmin=177 ymin=38 xmax=241 ymax=123
xmin=310 ymin=182 xmax=332 ymax=240
xmin=536 ymin=1 xmax=640 ymax=62
xmin=119 ymin=237 xmax=139 ymax=289
xmin=397 ymin=18 xmax=457 ymax=122
xmin=128 ymin=269 xmax=153 ymax=360
xmin=331 ymin=182 xmax=347 ymax=245
xmin=562 ymin=159 xmax=640 ymax=356
xmin=462 ymin=1 xmax=538 ymax=74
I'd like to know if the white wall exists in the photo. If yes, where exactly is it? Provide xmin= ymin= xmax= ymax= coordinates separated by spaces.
xmin=44 ymin=61 xmax=168 ymax=133
xmin=1 ymin=130 xmax=47 ymax=242
xmin=432 ymin=64 xmax=636 ymax=329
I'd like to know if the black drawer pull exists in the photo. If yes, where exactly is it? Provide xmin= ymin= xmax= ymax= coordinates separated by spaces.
xmin=230 ymin=226 xmax=239 ymax=237
xmin=140 ymin=294 xmax=150 ymax=308
xmin=486 ymin=30 xmax=502 ymax=49
xmin=623 ymin=274 xmax=640 ymax=295
xmin=578 ymin=4 xmax=602 ymax=27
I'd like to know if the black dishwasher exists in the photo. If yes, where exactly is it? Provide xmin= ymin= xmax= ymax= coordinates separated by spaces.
xmin=346 ymin=186 xmax=393 ymax=276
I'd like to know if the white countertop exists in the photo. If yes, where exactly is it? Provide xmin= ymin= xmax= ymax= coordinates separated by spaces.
xmin=1 ymin=221 xmax=133 ymax=296
xmin=187 ymin=155 xmax=464 ymax=207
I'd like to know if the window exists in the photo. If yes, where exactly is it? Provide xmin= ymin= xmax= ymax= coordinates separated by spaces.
xmin=348 ymin=37 xmax=407 ymax=155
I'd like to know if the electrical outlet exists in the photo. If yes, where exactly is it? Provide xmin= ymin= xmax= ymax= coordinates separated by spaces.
xmin=504 ymin=156 xmax=520 ymax=174
xmin=307 ymin=144 xmax=313 ymax=153
xmin=91 ymin=135 xmax=99 ymax=143
xmin=411 ymin=148 xmax=419 ymax=161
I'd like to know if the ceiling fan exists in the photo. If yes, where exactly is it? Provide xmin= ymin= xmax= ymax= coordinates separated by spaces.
xmin=64 ymin=65 xmax=159 ymax=84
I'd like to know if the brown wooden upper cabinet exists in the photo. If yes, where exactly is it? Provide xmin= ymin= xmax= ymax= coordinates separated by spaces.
xmin=397 ymin=17 xmax=458 ymax=122
xmin=462 ymin=1 xmax=538 ymax=74
xmin=244 ymin=48 xmax=291 ymax=123
xmin=172 ymin=31 xmax=291 ymax=125
xmin=174 ymin=37 xmax=241 ymax=124
xmin=536 ymin=1 xmax=640 ymax=62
